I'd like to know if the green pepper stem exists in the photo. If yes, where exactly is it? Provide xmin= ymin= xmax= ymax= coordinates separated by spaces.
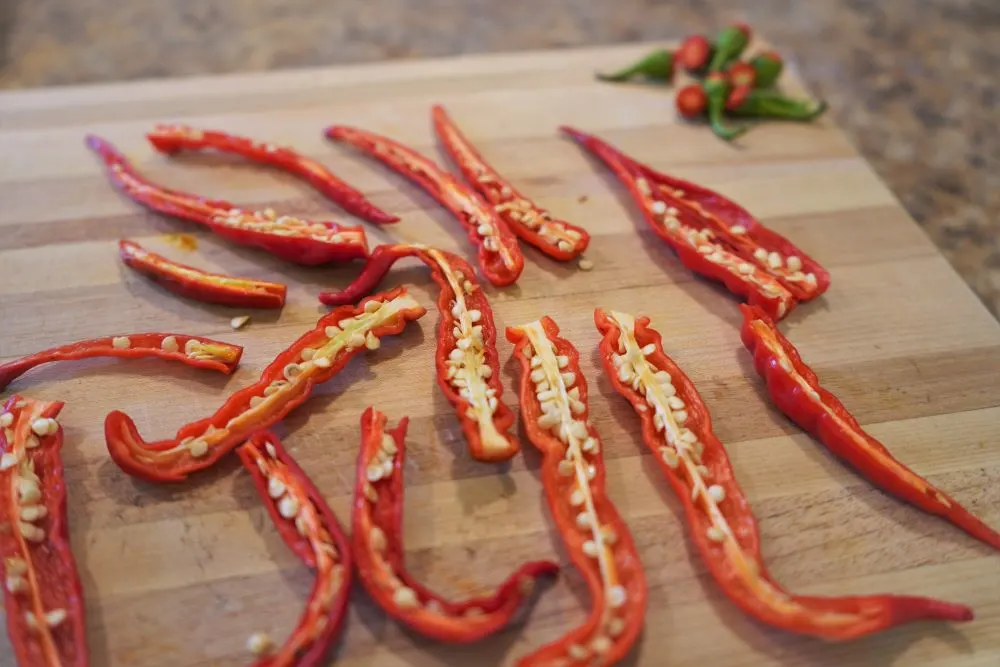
xmin=596 ymin=49 xmax=674 ymax=82
xmin=731 ymin=91 xmax=828 ymax=121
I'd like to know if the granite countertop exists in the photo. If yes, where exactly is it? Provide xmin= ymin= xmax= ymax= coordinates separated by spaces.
xmin=2 ymin=0 xmax=997 ymax=318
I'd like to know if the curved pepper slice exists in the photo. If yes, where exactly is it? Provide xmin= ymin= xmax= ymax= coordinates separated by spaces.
xmin=595 ymin=308 xmax=975 ymax=639
xmin=352 ymin=407 xmax=556 ymax=642
xmin=325 ymin=124 xmax=524 ymax=286
xmin=0 ymin=333 xmax=242 ymax=391
xmin=236 ymin=432 xmax=351 ymax=666
xmin=320 ymin=244 xmax=518 ymax=462
xmin=146 ymin=124 xmax=398 ymax=225
xmin=105 ymin=287 xmax=426 ymax=482
xmin=506 ymin=317 xmax=647 ymax=666
xmin=739 ymin=304 xmax=1000 ymax=552
xmin=87 ymin=135 xmax=369 ymax=265
xmin=432 ymin=105 xmax=590 ymax=261
xmin=1 ymin=396 xmax=88 ymax=666
xmin=119 ymin=239 xmax=287 ymax=309
xmin=562 ymin=126 xmax=823 ymax=318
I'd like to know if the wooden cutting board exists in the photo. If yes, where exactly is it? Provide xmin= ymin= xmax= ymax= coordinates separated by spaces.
xmin=1 ymin=42 xmax=998 ymax=667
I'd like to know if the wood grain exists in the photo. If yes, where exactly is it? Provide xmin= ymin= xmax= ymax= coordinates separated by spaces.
xmin=1 ymin=42 xmax=998 ymax=666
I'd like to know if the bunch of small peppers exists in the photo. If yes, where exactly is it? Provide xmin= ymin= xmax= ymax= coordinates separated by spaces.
xmin=597 ymin=23 xmax=827 ymax=142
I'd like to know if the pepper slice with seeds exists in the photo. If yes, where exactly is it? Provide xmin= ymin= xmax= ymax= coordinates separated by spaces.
xmin=1 ymin=396 xmax=89 ymax=666
xmin=352 ymin=407 xmax=557 ymax=643
xmin=432 ymin=105 xmax=590 ymax=261
xmin=595 ymin=308 xmax=975 ymax=639
xmin=0 ymin=333 xmax=242 ymax=391
xmin=236 ymin=431 xmax=351 ymax=665
xmin=320 ymin=244 xmax=518 ymax=462
xmin=87 ymin=135 xmax=369 ymax=266
xmin=147 ymin=124 xmax=398 ymax=225
xmin=740 ymin=304 xmax=1000 ymax=552
xmin=506 ymin=316 xmax=647 ymax=666
xmin=325 ymin=124 xmax=524 ymax=286
xmin=105 ymin=287 xmax=426 ymax=482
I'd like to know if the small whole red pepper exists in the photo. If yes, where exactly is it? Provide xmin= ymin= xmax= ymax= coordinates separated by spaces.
xmin=146 ymin=124 xmax=399 ymax=225
xmin=119 ymin=239 xmax=287 ymax=309
xmin=352 ymin=407 xmax=557 ymax=643
xmin=324 ymin=124 xmax=525 ymax=286
xmin=675 ymin=84 xmax=708 ymax=119
xmin=1 ymin=396 xmax=89 ymax=666
xmin=740 ymin=304 xmax=1000 ymax=552
xmin=595 ymin=309 xmax=975 ymax=640
xmin=675 ymin=34 xmax=713 ymax=73
xmin=0 ymin=333 xmax=242 ymax=391
xmin=105 ymin=287 xmax=426 ymax=482
xmin=725 ymin=61 xmax=758 ymax=89
xmin=236 ymin=431 xmax=351 ymax=665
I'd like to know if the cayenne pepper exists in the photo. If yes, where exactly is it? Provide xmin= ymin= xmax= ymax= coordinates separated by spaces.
xmin=105 ymin=287 xmax=426 ymax=482
xmin=325 ymin=124 xmax=525 ymax=286
xmin=236 ymin=432 xmax=351 ymax=665
xmin=352 ymin=408 xmax=557 ymax=642
xmin=740 ymin=304 xmax=1000 ymax=551
xmin=1 ymin=396 xmax=88 ymax=666
xmin=595 ymin=308 xmax=975 ymax=639
xmin=432 ymin=105 xmax=590 ymax=262
xmin=146 ymin=124 xmax=399 ymax=225
xmin=0 ymin=333 xmax=242 ymax=391
xmin=119 ymin=240 xmax=287 ymax=309
xmin=507 ymin=316 xmax=647 ymax=665
xmin=87 ymin=135 xmax=369 ymax=266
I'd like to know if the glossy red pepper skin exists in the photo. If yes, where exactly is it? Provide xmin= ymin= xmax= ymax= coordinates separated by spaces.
xmin=352 ymin=407 xmax=556 ymax=642
xmin=105 ymin=287 xmax=426 ymax=482
xmin=146 ymin=124 xmax=398 ymax=225
xmin=87 ymin=135 xmax=369 ymax=265
xmin=739 ymin=304 xmax=1000 ymax=552
xmin=1 ymin=396 xmax=89 ymax=666
xmin=237 ymin=432 xmax=351 ymax=666
xmin=595 ymin=308 xmax=975 ymax=640
xmin=119 ymin=239 xmax=287 ymax=308
xmin=506 ymin=317 xmax=647 ymax=666
xmin=432 ymin=105 xmax=590 ymax=261
xmin=321 ymin=244 xmax=518 ymax=462
xmin=0 ymin=333 xmax=242 ymax=391
xmin=325 ymin=124 xmax=525 ymax=286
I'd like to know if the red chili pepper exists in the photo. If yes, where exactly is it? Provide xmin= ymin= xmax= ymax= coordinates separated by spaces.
xmin=1 ymin=396 xmax=88 ymax=666
xmin=146 ymin=124 xmax=399 ymax=225
xmin=236 ymin=431 xmax=351 ymax=665
xmin=506 ymin=316 xmax=647 ymax=665
xmin=320 ymin=244 xmax=518 ymax=462
xmin=0 ymin=333 xmax=242 ymax=391
xmin=432 ymin=105 xmax=590 ymax=262
xmin=352 ymin=407 xmax=556 ymax=642
xmin=119 ymin=239 xmax=286 ymax=309
xmin=739 ymin=304 xmax=1000 ymax=552
xmin=725 ymin=61 xmax=758 ymax=89
xmin=595 ymin=308 xmax=975 ymax=639
xmin=561 ymin=126 xmax=808 ymax=319
xmin=105 ymin=287 xmax=426 ymax=482
xmin=324 ymin=124 xmax=524 ymax=286
xmin=675 ymin=84 xmax=708 ymax=119
xmin=675 ymin=34 xmax=713 ymax=73
xmin=87 ymin=135 xmax=369 ymax=266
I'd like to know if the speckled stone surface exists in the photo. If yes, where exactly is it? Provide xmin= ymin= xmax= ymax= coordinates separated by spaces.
xmin=2 ymin=0 xmax=998 ymax=317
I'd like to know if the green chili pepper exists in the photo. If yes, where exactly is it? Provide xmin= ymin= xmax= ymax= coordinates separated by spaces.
xmin=749 ymin=51 xmax=784 ymax=88
xmin=708 ymin=23 xmax=752 ymax=72
xmin=596 ymin=49 xmax=674 ymax=83
xmin=728 ymin=89 xmax=827 ymax=121
xmin=703 ymin=73 xmax=748 ymax=141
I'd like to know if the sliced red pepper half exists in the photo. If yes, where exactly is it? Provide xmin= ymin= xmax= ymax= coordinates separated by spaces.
xmin=562 ymin=126 xmax=806 ymax=319
xmin=506 ymin=316 xmax=647 ymax=666
xmin=595 ymin=308 xmax=975 ymax=639
xmin=119 ymin=239 xmax=287 ymax=309
xmin=739 ymin=304 xmax=1000 ymax=552
xmin=147 ymin=124 xmax=399 ymax=225
xmin=236 ymin=431 xmax=351 ymax=666
xmin=87 ymin=135 xmax=369 ymax=265
xmin=320 ymin=243 xmax=518 ymax=462
xmin=352 ymin=407 xmax=556 ymax=643
xmin=324 ymin=124 xmax=524 ymax=286
xmin=432 ymin=105 xmax=590 ymax=261
xmin=1 ymin=396 xmax=88 ymax=666
xmin=105 ymin=287 xmax=426 ymax=482
xmin=0 ymin=333 xmax=242 ymax=391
